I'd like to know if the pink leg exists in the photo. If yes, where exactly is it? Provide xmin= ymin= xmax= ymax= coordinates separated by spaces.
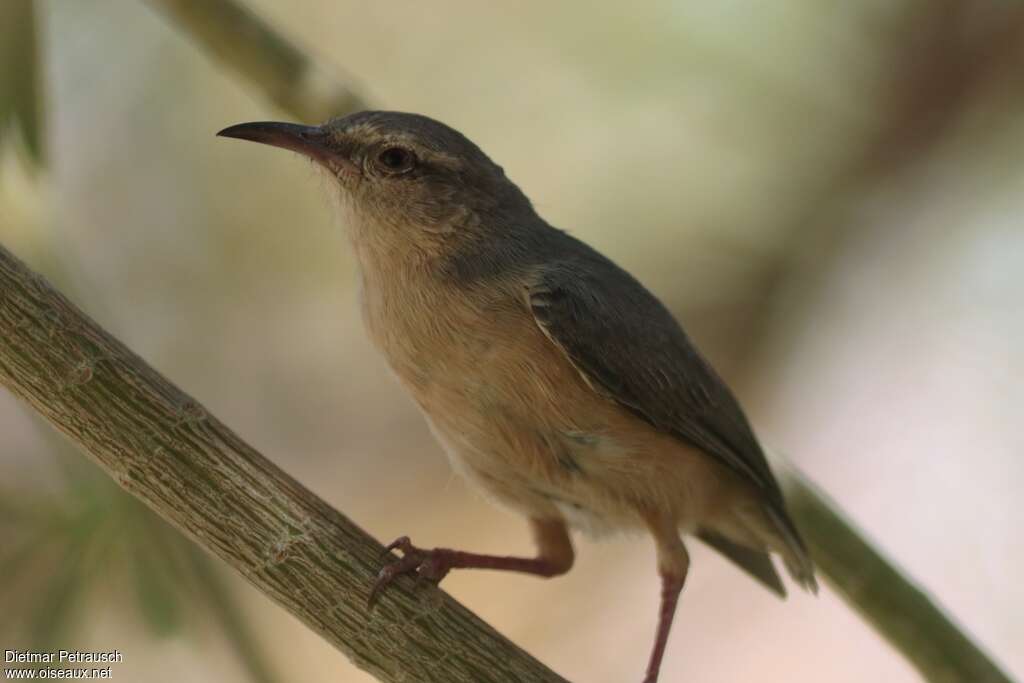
xmin=642 ymin=518 xmax=690 ymax=683
xmin=368 ymin=517 xmax=574 ymax=607
xmin=643 ymin=572 xmax=686 ymax=683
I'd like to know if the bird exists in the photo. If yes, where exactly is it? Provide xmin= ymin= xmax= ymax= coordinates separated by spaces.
xmin=217 ymin=111 xmax=817 ymax=683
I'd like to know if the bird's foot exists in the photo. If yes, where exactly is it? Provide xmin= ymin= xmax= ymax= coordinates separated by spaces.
xmin=368 ymin=536 xmax=453 ymax=608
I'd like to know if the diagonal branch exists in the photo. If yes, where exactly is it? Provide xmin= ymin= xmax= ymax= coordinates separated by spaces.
xmin=145 ymin=0 xmax=369 ymax=122
xmin=781 ymin=469 xmax=1013 ymax=683
xmin=0 ymin=243 xmax=566 ymax=683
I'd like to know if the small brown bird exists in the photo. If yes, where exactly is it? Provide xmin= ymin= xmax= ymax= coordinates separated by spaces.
xmin=218 ymin=111 xmax=816 ymax=682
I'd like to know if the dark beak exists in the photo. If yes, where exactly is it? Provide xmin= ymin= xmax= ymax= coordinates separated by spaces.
xmin=216 ymin=121 xmax=358 ymax=174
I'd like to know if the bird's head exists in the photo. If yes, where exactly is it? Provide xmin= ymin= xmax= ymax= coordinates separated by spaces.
xmin=218 ymin=111 xmax=536 ymax=262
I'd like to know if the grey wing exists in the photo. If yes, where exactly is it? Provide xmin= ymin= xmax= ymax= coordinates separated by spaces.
xmin=526 ymin=256 xmax=783 ymax=501
xmin=525 ymin=251 xmax=814 ymax=589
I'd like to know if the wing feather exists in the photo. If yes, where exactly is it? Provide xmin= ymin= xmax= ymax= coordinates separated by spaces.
xmin=524 ymin=249 xmax=815 ymax=591
xmin=526 ymin=259 xmax=781 ymax=499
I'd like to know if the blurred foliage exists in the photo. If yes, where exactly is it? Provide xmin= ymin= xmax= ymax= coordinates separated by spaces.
xmin=0 ymin=0 xmax=43 ymax=163
xmin=0 ymin=423 xmax=279 ymax=683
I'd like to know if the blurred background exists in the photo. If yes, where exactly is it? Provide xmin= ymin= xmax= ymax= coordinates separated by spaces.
xmin=1 ymin=1 xmax=1022 ymax=681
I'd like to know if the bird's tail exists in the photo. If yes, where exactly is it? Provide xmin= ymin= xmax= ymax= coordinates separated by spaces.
xmin=765 ymin=504 xmax=818 ymax=593
xmin=697 ymin=529 xmax=788 ymax=597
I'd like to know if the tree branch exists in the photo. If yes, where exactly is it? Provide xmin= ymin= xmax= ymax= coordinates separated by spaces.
xmin=145 ymin=0 xmax=369 ymax=122
xmin=780 ymin=471 xmax=1012 ymax=683
xmin=0 ymin=243 xmax=566 ymax=683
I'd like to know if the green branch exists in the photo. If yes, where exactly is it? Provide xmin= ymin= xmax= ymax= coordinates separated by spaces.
xmin=145 ymin=0 xmax=369 ymax=122
xmin=781 ymin=471 xmax=1012 ymax=683
xmin=0 ymin=0 xmax=43 ymax=161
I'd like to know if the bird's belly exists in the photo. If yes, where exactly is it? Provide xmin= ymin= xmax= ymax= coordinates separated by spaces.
xmin=413 ymin=344 xmax=685 ymax=536
xmin=418 ymin=370 xmax=740 ymax=538
xmin=364 ymin=283 xmax=729 ymax=535
xmin=423 ymin=406 xmax=640 ymax=536
xmin=383 ymin=316 xmax=639 ymax=532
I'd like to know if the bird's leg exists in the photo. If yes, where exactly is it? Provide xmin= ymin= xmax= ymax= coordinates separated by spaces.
xmin=642 ymin=518 xmax=690 ymax=683
xmin=368 ymin=517 xmax=573 ymax=607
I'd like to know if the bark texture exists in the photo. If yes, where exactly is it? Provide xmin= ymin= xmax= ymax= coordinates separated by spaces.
xmin=0 ymin=244 xmax=566 ymax=683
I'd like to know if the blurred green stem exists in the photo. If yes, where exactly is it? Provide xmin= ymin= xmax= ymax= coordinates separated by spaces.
xmin=0 ymin=0 xmax=43 ymax=161
xmin=144 ymin=0 xmax=368 ymax=122
xmin=781 ymin=471 xmax=1012 ymax=683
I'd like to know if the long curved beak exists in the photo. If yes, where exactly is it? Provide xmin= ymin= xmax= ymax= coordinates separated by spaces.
xmin=216 ymin=121 xmax=358 ymax=174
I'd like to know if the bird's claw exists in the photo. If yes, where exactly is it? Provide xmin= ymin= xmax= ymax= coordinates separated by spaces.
xmin=368 ymin=536 xmax=452 ymax=609
xmin=379 ymin=535 xmax=413 ymax=560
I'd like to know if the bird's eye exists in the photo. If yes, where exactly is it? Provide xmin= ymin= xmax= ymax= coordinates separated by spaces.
xmin=375 ymin=146 xmax=415 ymax=174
